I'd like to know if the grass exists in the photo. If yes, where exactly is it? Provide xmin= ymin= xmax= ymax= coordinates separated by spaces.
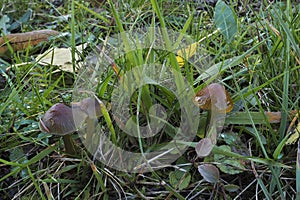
xmin=0 ymin=0 xmax=299 ymax=199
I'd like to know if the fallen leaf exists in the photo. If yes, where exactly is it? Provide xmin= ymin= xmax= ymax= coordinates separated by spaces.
xmin=176 ymin=42 xmax=197 ymax=67
xmin=0 ymin=30 xmax=59 ymax=55
xmin=286 ymin=121 xmax=300 ymax=145
xmin=36 ymin=44 xmax=86 ymax=73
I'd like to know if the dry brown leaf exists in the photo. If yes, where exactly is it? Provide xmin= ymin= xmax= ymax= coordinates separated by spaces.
xmin=265 ymin=110 xmax=299 ymax=123
xmin=0 ymin=30 xmax=59 ymax=55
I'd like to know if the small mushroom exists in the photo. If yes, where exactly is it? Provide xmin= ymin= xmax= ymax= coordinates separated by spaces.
xmin=71 ymin=97 xmax=105 ymax=149
xmin=193 ymin=83 xmax=233 ymax=144
xmin=193 ymin=83 xmax=233 ymax=113
xmin=39 ymin=97 xmax=109 ymax=155
xmin=39 ymin=103 xmax=77 ymax=155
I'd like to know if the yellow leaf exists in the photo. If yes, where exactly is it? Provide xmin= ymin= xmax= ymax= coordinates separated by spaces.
xmin=176 ymin=56 xmax=185 ymax=67
xmin=286 ymin=122 xmax=300 ymax=145
xmin=176 ymin=42 xmax=197 ymax=67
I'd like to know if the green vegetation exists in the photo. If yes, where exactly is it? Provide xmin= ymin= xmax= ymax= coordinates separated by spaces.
xmin=0 ymin=0 xmax=299 ymax=199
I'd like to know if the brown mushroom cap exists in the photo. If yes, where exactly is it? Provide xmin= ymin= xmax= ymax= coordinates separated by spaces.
xmin=39 ymin=103 xmax=77 ymax=135
xmin=193 ymin=83 xmax=233 ymax=113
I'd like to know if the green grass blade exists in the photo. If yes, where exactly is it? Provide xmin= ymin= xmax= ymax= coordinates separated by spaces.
xmin=22 ymin=145 xmax=57 ymax=167
xmin=27 ymin=166 xmax=46 ymax=200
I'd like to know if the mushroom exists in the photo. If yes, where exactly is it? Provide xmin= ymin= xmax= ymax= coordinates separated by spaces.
xmin=193 ymin=83 xmax=233 ymax=113
xmin=39 ymin=97 xmax=108 ymax=155
xmin=71 ymin=97 xmax=102 ymax=119
xmin=39 ymin=103 xmax=78 ymax=155
xmin=193 ymin=83 xmax=233 ymax=143
xmin=71 ymin=97 xmax=105 ymax=150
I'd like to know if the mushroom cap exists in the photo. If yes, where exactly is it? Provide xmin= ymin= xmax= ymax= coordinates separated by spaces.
xmin=71 ymin=97 xmax=102 ymax=119
xmin=193 ymin=83 xmax=233 ymax=113
xmin=39 ymin=103 xmax=77 ymax=135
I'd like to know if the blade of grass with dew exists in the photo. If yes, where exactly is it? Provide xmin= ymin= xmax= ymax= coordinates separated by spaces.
xmin=74 ymin=1 xmax=110 ymax=27
xmin=108 ymin=0 xmax=139 ymax=69
xmin=194 ymin=40 xmax=265 ymax=84
xmin=150 ymin=0 xmax=180 ymax=71
xmin=173 ymin=10 xmax=195 ymax=51
xmin=0 ymin=76 xmax=30 ymax=115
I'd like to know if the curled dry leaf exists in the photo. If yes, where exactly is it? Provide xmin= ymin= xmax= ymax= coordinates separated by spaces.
xmin=0 ymin=30 xmax=59 ymax=55
xmin=193 ymin=83 xmax=233 ymax=113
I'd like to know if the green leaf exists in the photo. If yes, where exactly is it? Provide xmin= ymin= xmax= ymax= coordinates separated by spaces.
xmin=224 ymin=184 xmax=240 ymax=192
xmin=214 ymin=0 xmax=238 ymax=42
xmin=179 ymin=173 xmax=191 ymax=190
xmin=0 ymin=15 xmax=10 ymax=34
xmin=9 ymin=9 xmax=32 ymax=32
xmin=214 ymin=145 xmax=246 ymax=175
xmin=22 ymin=145 xmax=56 ymax=167
xmin=169 ymin=170 xmax=191 ymax=190
xmin=214 ymin=145 xmax=246 ymax=173
xmin=9 ymin=147 xmax=29 ymax=178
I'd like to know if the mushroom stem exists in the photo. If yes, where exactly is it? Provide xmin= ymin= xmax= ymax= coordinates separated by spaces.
xmin=63 ymin=134 xmax=76 ymax=155
xmin=206 ymin=109 xmax=212 ymax=133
